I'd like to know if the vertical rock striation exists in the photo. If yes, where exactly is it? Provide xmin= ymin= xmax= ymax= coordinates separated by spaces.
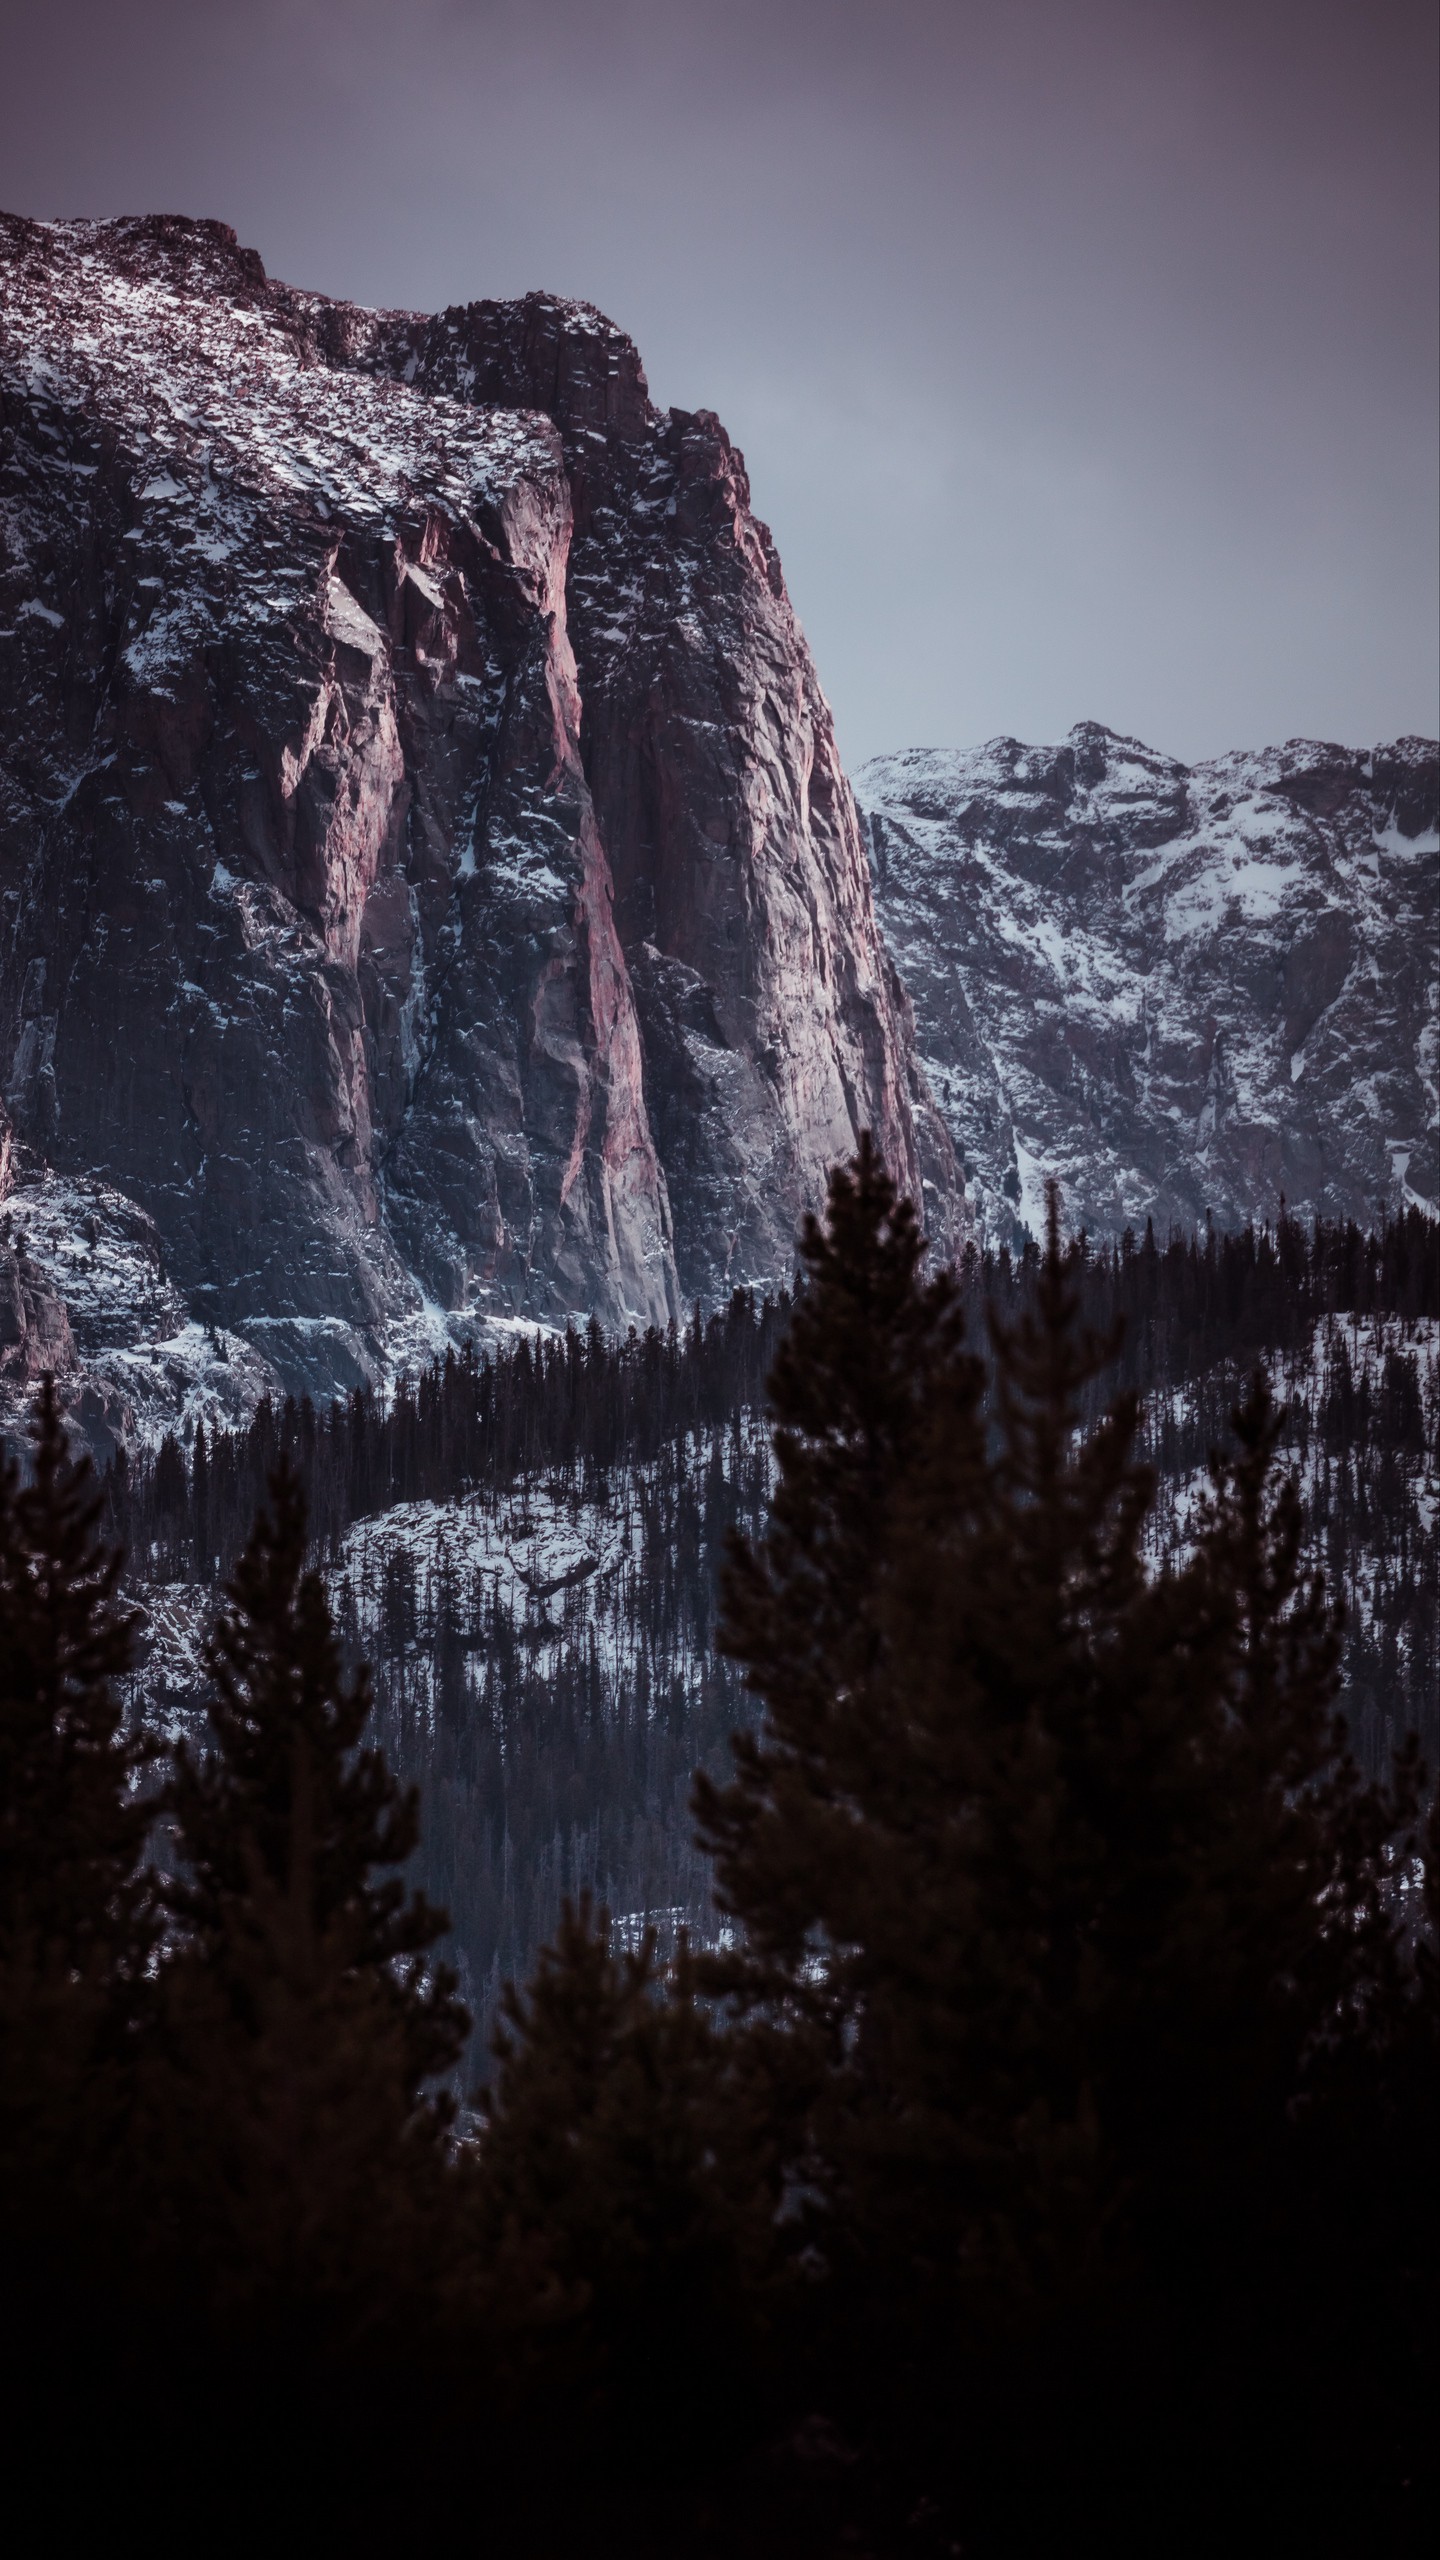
xmin=355 ymin=291 xmax=959 ymax=1299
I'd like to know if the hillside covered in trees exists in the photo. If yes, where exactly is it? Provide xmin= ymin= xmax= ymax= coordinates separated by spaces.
xmin=98 ymin=1206 xmax=1439 ymax=2045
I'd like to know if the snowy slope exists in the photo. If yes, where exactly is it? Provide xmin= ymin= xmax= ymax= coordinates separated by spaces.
xmin=857 ymin=725 xmax=1438 ymax=1250
xmin=137 ymin=1418 xmax=769 ymax=1716
xmin=131 ymin=1420 xmax=772 ymax=2040
xmin=0 ymin=1159 xmax=558 ymax=1457
xmin=1142 ymin=1312 xmax=1439 ymax=1778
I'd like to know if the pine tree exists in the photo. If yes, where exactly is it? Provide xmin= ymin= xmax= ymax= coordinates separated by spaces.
xmin=149 ymin=1459 xmax=468 ymax=2350
xmin=191 ymin=1415 xmax=210 ymax=1582
xmin=694 ymin=1133 xmax=982 ymax=2005
xmin=474 ymin=1895 xmax=778 ymax=2516
xmin=698 ymin=1157 xmax=1429 ymax=2547
xmin=0 ymin=1375 xmax=153 ymax=2291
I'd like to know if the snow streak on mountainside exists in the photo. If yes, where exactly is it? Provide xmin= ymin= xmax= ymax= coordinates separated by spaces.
xmin=0 ymin=212 xmax=954 ymax=1441
xmin=857 ymin=725 xmax=1439 ymax=1250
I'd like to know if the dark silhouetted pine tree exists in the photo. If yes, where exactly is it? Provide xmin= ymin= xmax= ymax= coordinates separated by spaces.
xmin=698 ymin=1156 xmax=1433 ymax=2551
xmin=0 ymin=1374 xmax=153 ymax=2304
xmin=695 ymin=1133 xmax=982 ymax=2008
xmin=474 ymin=1892 xmax=779 ymax=2521
xmin=148 ymin=1459 xmax=468 ymax=2353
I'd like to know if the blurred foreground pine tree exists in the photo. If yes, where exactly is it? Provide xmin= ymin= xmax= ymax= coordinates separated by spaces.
xmin=143 ymin=1457 xmax=469 ymax=2347
xmin=0 ymin=1377 xmax=153 ymax=2316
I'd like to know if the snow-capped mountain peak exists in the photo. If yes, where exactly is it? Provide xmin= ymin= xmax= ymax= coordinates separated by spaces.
xmin=857 ymin=723 xmax=1438 ymax=1248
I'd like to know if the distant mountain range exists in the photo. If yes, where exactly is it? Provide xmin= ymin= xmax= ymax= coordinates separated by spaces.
xmin=857 ymin=723 xmax=1437 ymax=1253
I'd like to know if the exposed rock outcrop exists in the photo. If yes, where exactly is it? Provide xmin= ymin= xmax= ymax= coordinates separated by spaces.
xmin=0 ymin=214 xmax=956 ymax=1414
xmin=0 ymin=1225 xmax=74 ymax=1388
xmin=356 ymin=293 xmax=958 ymax=1295
xmin=858 ymin=724 xmax=1439 ymax=1247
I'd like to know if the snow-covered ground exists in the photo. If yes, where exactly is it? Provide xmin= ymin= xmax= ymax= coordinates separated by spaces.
xmin=0 ymin=1163 xmax=558 ymax=1457
xmin=130 ymin=1316 xmax=1436 ymax=1738
xmin=1139 ymin=1315 xmax=1438 ymax=1775
xmin=1142 ymin=1313 xmax=1439 ymax=1547
xmin=132 ymin=1419 xmax=771 ymax=1717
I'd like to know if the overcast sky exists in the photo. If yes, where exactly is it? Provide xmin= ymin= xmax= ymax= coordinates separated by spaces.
xmin=2 ymin=0 xmax=1435 ymax=770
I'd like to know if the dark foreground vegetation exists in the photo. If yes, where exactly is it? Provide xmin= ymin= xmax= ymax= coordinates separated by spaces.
xmin=2 ymin=1152 xmax=1436 ymax=2552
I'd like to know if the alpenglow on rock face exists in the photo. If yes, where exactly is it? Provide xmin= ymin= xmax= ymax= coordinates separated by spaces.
xmin=856 ymin=725 xmax=1439 ymax=1250
xmin=0 ymin=212 xmax=954 ymax=1414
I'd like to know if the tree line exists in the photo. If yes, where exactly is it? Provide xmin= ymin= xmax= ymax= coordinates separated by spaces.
xmin=105 ymin=1205 xmax=1437 ymax=1591
xmin=1 ymin=1151 xmax=1435 ymax=2548
xmin=108 ymin=1286 xmax=792 ymax=1586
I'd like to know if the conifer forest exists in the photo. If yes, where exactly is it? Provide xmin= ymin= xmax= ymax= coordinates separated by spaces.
xmin=107 ymin=1203 xmax=1439 ymax=2051
xmin=2 ymin=1168 xmax=1437 ymax=2552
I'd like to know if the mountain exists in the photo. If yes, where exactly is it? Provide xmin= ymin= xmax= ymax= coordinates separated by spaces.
xmin=0 ymin=212 xmax=955 ymax=1435
xmin=856 ymin=723 xmax=1438 ymax=1250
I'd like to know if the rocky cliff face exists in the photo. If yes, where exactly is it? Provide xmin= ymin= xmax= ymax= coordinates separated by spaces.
xmin=353 ymin=292 xmax=957 ymax=1299
xmin=857 ymin=724 xmax=1439 ymax=1249
xmin=0 ymin=213 xmax=953 ymax=1429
